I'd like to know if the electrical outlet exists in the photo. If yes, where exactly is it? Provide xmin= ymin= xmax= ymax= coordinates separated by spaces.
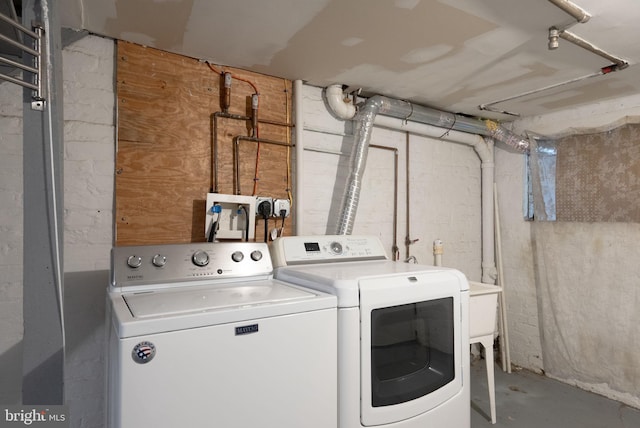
xmin=272 ymin=199 xmax=290 ymax=218
xmin=205 ymin=193 xmax=256 ymax=240
xmin=256 ymin=196 xmax=273 ymax=217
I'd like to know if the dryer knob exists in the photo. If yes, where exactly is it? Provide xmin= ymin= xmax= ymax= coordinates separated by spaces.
xmin=192 ymin=250 xmax=210 ymax=267
xmin=127 ymin=255 xmax=142 ymax=268
xmin=250 ymin=250 xmax=263 ymax=261
xmin=231 ymin=251 xmax=244 ymax=262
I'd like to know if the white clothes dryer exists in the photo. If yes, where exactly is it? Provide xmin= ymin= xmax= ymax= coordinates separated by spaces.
xmin=106 ymin=241 xmax=337 ymax=428
xmin=271 ymin=235 xmax=470 ymax=428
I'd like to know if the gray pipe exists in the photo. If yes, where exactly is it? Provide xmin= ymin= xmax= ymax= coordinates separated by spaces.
xmin=335 ymin=94 xmax=529 ymax=235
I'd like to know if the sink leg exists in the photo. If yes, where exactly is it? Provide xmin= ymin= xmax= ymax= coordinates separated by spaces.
xmin=481 ymin=337 xmax=497 ymax=424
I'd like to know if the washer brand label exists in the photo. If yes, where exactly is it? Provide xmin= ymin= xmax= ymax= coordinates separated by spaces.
xmin=1 ymin=406 xmax=68 ymax=427
xmin=132 ymin=341 xmax=156 ymax=364
xmin=235 ymin=324 xmax=259 ymax=335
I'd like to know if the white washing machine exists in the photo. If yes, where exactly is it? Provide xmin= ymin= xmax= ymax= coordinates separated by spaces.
xmin=271 ymin=235 xmax=470 ymax=428
xmin=106 ymin=241 xmax=337 ymax=428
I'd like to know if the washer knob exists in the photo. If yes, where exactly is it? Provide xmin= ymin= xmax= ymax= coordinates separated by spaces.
xmin=250 ymin=250 xmax=263 ymax=261
xmin=127 ymin=255 xmax=142 ymax=268
xmin=192 ymin=250 xmax=210 ymax=267
xmin=152 ymin=254 xmax=167 ymax=267
xmin=231 ymin=251 xmax=244 ymax=262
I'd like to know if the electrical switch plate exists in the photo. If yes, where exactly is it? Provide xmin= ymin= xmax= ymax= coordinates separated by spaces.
xmin=272 ymin=199 xmax=290 ymax=218
xmin=205 ymin=193 xmax=256 ymax=240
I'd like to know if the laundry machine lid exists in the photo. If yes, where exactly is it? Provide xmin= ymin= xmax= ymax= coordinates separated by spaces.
xmin=109 ymin=279 xmax=337 ymax=338
xmin=124 ymin=280 xmax=315 ymax=318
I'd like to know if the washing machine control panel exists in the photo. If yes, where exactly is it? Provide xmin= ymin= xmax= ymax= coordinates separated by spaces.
xmin=270 ymin=235 xmax=388 ymax=267
xmin=111 ymin=242 xmax=272 ymax=290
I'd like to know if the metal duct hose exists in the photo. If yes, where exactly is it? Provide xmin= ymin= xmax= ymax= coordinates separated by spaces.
xmin=336 ymin=98 xmax=382 ymax=235
xmin=335 ymin=94 xmax=529 ymax=235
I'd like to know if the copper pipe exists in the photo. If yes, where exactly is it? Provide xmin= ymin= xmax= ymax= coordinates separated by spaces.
xmin=233 ymin=136 xmax=291 ymax=195
xmin=211 ymin=112 xmax=251 ymax=193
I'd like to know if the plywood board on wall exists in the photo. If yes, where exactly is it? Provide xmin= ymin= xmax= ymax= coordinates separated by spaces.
xmin=116 ymin=41 xmax=293 ymax=245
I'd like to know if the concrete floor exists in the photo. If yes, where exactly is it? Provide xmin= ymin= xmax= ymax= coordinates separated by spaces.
xmin=470 ymin=360 xmax=640 ymax=428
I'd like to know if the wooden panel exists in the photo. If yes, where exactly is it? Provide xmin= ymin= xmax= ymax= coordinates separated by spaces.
xmin=116 ymin=41 xmax=293 ymax=245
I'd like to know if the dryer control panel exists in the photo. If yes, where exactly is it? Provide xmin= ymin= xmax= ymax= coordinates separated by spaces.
xmin=111 ymin=242 xmax=272 ymax=290
xmin=270 ymin=235 xmax=387 ymax=267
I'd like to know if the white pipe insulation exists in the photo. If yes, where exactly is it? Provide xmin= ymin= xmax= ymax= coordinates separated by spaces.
xmin=294 ymin=80 xmax=304 ymax=234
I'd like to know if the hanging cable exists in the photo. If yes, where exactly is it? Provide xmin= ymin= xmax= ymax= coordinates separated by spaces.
xmin=279 ymin=211 xmax=287 ymax=237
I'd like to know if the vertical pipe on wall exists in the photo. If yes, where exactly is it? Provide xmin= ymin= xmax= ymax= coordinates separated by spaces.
xmin=293 ymin=80 xmax=304 ymax=234
xmin=480 ymin=138 xmax=497 ymax=284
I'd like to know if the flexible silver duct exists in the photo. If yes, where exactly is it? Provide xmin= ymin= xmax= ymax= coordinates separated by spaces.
xmin=335 ymin=94 xmax=529 ymax=235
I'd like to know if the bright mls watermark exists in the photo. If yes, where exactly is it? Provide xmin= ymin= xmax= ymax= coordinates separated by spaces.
xmin=0 ymin=406 xmax=68 ymax=428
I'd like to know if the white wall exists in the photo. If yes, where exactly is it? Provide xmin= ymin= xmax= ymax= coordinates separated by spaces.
xmin=496 ymin=97 xmax=640 ymax=408
xmin=61 ymin=35 xmax=115 ymax=428
xmin=494 ymin=149 xmax=543 ymax=372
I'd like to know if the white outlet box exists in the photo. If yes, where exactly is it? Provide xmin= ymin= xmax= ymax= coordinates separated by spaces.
xmin=272 ymin=199 xmax=290 ymax=218
xmin=205 ymin=193 xmax=256 ymax=241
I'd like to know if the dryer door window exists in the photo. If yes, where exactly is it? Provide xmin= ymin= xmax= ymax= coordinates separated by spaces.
xmin=370 ymin=298 xmax=454 ymax=407
xmin=358 ymin=271 xmax=465 ymax=427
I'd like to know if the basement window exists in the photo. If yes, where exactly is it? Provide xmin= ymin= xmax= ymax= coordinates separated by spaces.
xmin=525 ymin=137 xmax=557 ymax=221
xmin=525 ymin=122 xmax=640 ymax=222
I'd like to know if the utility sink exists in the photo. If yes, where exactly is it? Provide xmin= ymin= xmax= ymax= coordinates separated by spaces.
xmin=469 ymin=281 xmax=502 ymax=340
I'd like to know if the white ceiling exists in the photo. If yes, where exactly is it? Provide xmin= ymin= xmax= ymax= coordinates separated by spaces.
xmin=60 ymin=0 xmax=640 ymax=121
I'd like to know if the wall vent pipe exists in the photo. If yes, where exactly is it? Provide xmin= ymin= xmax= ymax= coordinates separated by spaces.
xmin=332 ymin=92 xmax=529 ymax=235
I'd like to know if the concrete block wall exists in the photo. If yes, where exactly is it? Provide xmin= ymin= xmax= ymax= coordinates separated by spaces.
xmin=63 ymin=35 xmax=115 ymax=273
xmin=61 ymin=35 xmax=115 ymax=428
xmin=494 ymin=148 xmax=543 ymax=372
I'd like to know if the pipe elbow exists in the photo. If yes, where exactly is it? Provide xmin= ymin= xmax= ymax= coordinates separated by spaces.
xmin=325 ymin=85 xmax=356 ymax=120
xmin=472 ymin=137 xmax=494 ymax=164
